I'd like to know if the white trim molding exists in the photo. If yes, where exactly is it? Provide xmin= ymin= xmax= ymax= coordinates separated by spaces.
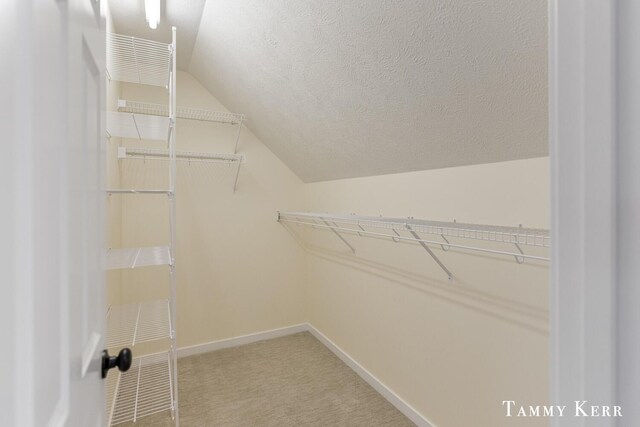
xmin=306 ymin=324 xmax=434 ymax=427
xmin=177 ymin=324 xmax=308 ymax=358
xmin=549 ymin=0 xmax=616 ymax=423
xmin=178 ymin=323 xmax=434 ymax=426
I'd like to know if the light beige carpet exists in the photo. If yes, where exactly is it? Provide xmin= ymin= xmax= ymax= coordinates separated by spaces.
xmin=119 ymin=332 xmax=415 ymax=426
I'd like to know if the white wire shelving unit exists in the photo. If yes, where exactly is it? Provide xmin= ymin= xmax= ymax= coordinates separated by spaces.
xmin=106 ymin=352 xmax=175 ymax=426
xmin=117 ymin=99 xmax=245 ymax=153
xmin=277 ymin=211 xmax=550 ymax=282
xmin=113 ymin=99 xmax=247 ymax=192
xmin=105 ymin=28 xmax=179 ymax=426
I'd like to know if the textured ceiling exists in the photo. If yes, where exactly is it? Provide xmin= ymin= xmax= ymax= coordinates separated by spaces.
xmin=189 ymin=0 xmax=548 ymax=182
xmin=108 ymin=0 xmax=206 ymax=70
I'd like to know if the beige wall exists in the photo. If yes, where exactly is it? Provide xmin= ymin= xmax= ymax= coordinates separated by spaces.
xmin=303 ymin=157 xmax=549 ymax=426
xmin=109 ymin=72 xmax=307 ymax=348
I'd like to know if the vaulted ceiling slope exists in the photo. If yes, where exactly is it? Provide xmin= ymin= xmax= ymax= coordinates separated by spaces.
xmin=111 ymin=0 xmax=548 ymax=183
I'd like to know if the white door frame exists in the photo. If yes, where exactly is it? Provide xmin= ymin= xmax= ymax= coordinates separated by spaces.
xmin=550 ymin=0 xmax=639 ymax=425
xmin=613 ymin=0 xmax=640 ymax=422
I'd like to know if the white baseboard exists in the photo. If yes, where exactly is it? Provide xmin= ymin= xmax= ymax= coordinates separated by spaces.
xmin=177 ymin=323 xmax=308 ymax=358
xmin=178 ymin=322 xmax=434 ymax=427
xmin=306 ymin=324 xmax=435 ymax=427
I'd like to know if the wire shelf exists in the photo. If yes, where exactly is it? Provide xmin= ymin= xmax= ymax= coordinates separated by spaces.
xmin=178 ymin=106 xmax=244 ymax=124
xmin=279 ymin=212 xmax=550 ymax=248
xmin=107 ymin=33 xmax=172 ymax=87
xmin=106 ymin=300 xmax=172 ymax=349
xmin=118 ymin=99 xmax=244 ymax=125
xmin=278 ymin=211 xmax=550 ymax=273
xmin=106 ymin=246 xmax=172 ymax=270
xmin=107 ymin=111 xmax=170 ymax=141
xmin=106 ymin=352 xmax=174 ymax=426
xmin=119 ymin=147 xmax=244 ymax=164
xmin=106 ymin=189 xmax=172 ymax=195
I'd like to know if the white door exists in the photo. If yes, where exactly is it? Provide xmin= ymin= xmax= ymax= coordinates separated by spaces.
xmin=0 ymin=1 xmax=113 ymax=426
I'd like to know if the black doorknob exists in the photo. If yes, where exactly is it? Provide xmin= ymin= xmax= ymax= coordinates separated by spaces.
xmin=101 ymin=348 xmax=133 ymax=379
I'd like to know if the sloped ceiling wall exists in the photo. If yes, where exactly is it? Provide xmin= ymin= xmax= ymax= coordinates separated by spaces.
xmin=112 ymin=0 xmax=548 ymax=183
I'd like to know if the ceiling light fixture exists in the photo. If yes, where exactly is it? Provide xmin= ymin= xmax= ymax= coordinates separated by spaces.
xmin=145 ymin=0 xmax=160 ymax=30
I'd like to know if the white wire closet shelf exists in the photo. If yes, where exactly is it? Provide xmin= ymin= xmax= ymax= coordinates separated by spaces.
xmin=106 ymin=299 xmax=172 ymax=349
xmin=106 ymin=246 xmax=172 ymax=270
xmin=278 ymin=211 xmax=551 ymax=281
xmin=279 ymin=212 xmax=550 ymax=247
xmin=118 ymin=99 xmax=245 ymax=125
xmin=107 ymin=33 xmax=172 ymax=87
xmin=119 ymin=147 xmax=245 ymax=193
xmin=106 ymin=189 xmax=172 ymax=195
xmin=106 ymin=352 xmax=174 ymax=426
xmin=118 ymin=147 xmax=244 ymax=164
xmin=107 ymin=111 xmax=170 ymax=141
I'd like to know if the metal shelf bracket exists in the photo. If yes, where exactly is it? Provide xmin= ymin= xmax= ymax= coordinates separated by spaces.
xmin=233 ymin=161 xmax=242 ymax=193
xmin=406 ymin=224 xmax=453 ymax=282
xmin=513 ymin=241 xmax=526 ymax=264
xmin=233 ymin=116 xmax=244 ymax=154
xmin=321 ymin=218 xmax=355 ymax=253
